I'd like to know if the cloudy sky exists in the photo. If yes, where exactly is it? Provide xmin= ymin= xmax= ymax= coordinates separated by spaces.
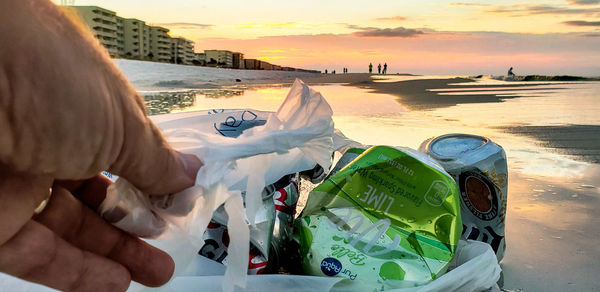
xmin=53 ymin=0 xmax=600 ymax=75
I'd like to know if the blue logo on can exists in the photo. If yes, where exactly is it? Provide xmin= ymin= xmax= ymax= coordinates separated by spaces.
xmin=320 ymin=257 xmax=342 ymax=276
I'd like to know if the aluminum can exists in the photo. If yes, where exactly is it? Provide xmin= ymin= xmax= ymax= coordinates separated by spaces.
xmin=295 ymin=146 xmax=462 ymax=287
xmin=198 ymin=176 xmax=300 ymax=274
xmin=267 ymin=177 xmax=300 ymax=271
xmin=419 ymin=134 xmax=508 ymax=261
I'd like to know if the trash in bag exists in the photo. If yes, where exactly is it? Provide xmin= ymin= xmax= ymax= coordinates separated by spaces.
xmin=99 ymin=79 xmax=336 ymax=291
xmin=198 ymin=174 xmax=302 ymax=275
xmin=294 ymin=145 xmax=462 ymax=290
xmin=419 ymin=134 xmax=508 ymax=262
xmin=95 ymin=79 xmax=503 ymax=292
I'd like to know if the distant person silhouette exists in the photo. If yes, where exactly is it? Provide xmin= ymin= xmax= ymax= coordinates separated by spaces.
xmin=508 ymin=67 xmax=515 ymax=77
xmin=383 ymin=63 xmax=388 ymax=75
xmin=325 ymin=69 xmax=328 ymax=74
xmin=369 ymin=63 xmax=373 ymax=74
xmin=378 ymin=63 xmax=381 ymax=74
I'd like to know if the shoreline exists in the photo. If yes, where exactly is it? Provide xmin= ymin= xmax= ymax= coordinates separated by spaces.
xmin=144 ymin=73 xmax=583 ymax=110
xmin=142 ymin=73 xmax=600 ymax=166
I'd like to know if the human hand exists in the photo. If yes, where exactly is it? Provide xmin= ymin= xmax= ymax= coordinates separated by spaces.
xmin=0 ymin=0 xmax=202 ymax=291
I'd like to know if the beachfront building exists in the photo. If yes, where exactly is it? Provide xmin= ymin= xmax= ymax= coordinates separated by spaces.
xmin=183 ymin=40 xmax=195 ymax=65
xmin=194 ymin=53 xmax=206 ymax=66
xmin=232 ymin=52 xmax=244 ymax=69
xmin=62 ymin=6 xmax=119 ymax=57
xmin=243 ymin=59 xmax=256 ymax=70
xmin=115 ymin=17 xmax=125 ymax=56
xmin=170 ymin=37 xmax=195 ymax=65
xmin=205 ymin=50 xmax=234 ymax=68
xmin=122 ymin=18 xmax=151 ymax=60
xmin=259 ymin=61 xmax=273 ymax=71
xmin=149 ymin=26 xmax=172 ymax=62
xmin=243 ymin=59 xmax=280 ymax=71
xmin=61 ymin=5 xmax=314 ymax=70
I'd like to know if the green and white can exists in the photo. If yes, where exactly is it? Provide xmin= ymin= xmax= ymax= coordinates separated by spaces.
xmin=295 ymin=146 xmax=462 ymax=289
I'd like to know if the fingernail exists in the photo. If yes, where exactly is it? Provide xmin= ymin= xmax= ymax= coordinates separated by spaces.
xmin=177 ymin=152 xmax=202 ymax=183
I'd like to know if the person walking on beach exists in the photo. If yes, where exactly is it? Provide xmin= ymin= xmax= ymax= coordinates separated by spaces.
xmin=325 ymin=69 xmax=328 ymax=74
xmin=383 ymin=63 xmax=388 ymax=75
xmin=369 ymin=63 xmax=373 ymax=74
xmin=378 ymin=63 xmax=382 ymax=74
xmin=0 ymin=1 xmax=203 ymax=291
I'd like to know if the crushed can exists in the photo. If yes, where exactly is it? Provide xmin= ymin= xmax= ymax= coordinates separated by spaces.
xmin=198 ymin=175 xmax=300 ymax=274
xmin=419 ymin=133 xmax=508 ymax=261
xmin=294 ymin=146 xmax=462 ymax=289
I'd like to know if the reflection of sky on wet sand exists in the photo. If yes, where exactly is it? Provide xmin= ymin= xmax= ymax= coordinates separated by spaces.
xmin=145 ymin=81 xmax=600 ymax=187
xmin=144 ymin=78 xmax=600 ymax=291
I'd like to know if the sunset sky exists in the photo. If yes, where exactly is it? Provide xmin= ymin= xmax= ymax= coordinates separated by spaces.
xmin=53 ymin=0 xmax=600 ymax=75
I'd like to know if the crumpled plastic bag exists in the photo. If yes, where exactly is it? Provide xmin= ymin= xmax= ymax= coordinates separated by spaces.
xmin=141 ymin=239 xmax=500 ymax=292
xmin=0 ymin=239 xmax=499 ymax=292
xmin=99 ymin=79 xmax=335 ymax=292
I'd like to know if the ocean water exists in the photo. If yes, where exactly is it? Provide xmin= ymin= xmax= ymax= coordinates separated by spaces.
xmin=133 ymin=63 xmax=600 ymax=291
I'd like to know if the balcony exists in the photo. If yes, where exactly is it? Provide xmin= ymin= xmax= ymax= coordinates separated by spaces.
xmin=93 ymin=29 xmax=117 ymax=39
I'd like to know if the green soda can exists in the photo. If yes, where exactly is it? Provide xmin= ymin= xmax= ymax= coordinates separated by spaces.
xmin=294 ymin=146 xmax=462 ymax=289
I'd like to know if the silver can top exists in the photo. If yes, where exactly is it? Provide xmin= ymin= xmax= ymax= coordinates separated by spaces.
xmin=427 ymin=134 xmax=489 ymax=160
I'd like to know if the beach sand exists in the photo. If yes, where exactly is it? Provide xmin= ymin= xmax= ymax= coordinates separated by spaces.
xmin=503 ymin=125 xmax=600 ymax=164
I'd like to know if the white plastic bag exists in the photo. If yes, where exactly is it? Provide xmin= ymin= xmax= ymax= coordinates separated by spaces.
xmin=100 ymin=79 xmax=335 ymax=292
xmin=149 ymin=239 xmax=500 ymax=292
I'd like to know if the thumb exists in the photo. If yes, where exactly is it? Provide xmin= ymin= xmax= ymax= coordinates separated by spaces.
xmin=108 ymin=112 xmax=202 ymax=196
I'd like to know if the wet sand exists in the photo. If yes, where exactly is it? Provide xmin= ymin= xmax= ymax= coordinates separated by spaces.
xmin=233 ymin=73 xmax=574 ymax=111
xmin=503 ymin=168 xmax=600 ymax=292
xmin=503 ymin=125 xmax=600 ymax=164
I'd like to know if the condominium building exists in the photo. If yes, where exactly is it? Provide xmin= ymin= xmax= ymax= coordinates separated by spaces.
xmin=63 ymin=6 xmax=119 ymax=57
xmin=58 ymin=5 xmax=311 ymax=70
xmin=194 ymin=53 xmax=206 ymax=66
xmin=205 ymin=50 xmax=233 ymax=68
xmin=149 ymin=26 xmax=171 ymax=62
xmin=232 ymin=52 xmax=244 ymax=69
xmin=244 ymin=58 xmax=259 ymax=70
xmin=122 ymin=18 xmax=150 ymax=59
xmin=170 ymin=37 xmax=195 ymax=65
xmin=259 ymin=61 xmax=273 ymax=71
xmin=116 ymin=17 xmax=125 ymax=56
xmin=183 ymin=40 xmax=195 ymax=64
